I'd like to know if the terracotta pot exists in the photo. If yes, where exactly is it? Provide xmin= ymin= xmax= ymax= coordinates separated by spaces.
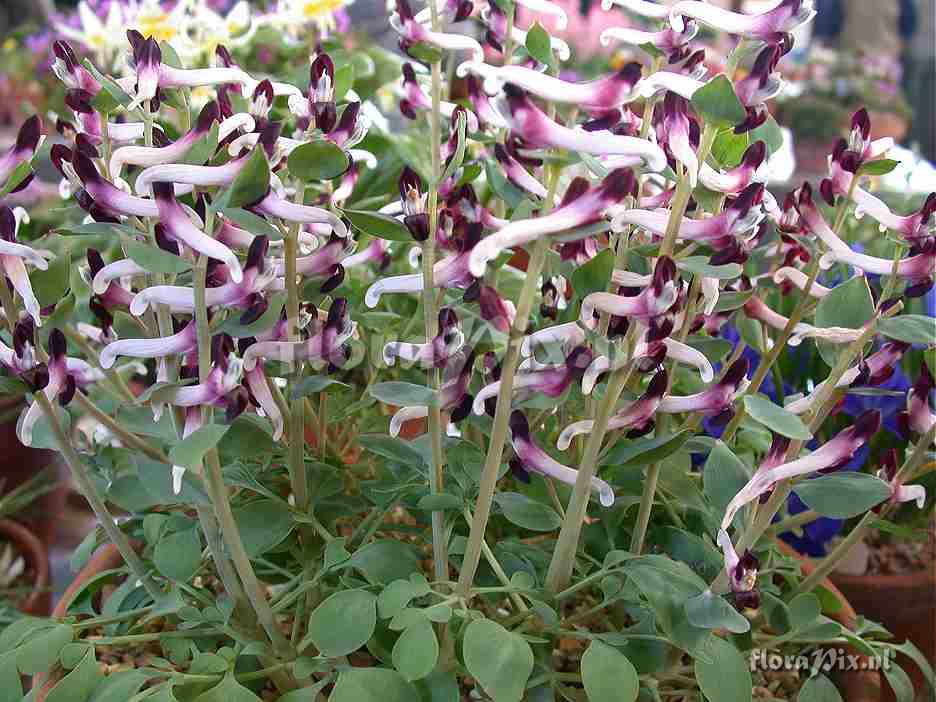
xmin=0 ymin=518 xmax=50 ymax=616
xmin=775 ymin=540 xmax=885 ymax=702
xmin=793 ymin=138 xmax=834 ymax=178
xmin=831 ymin=566 xmax=936 ymax=701
xmin=32 ymin=544 xmax=129 ymax=701
xmin=0 ymin=397 xmax=66 ymax=548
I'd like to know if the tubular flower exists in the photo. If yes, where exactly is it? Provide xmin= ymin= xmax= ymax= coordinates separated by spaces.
xmin=509 ymin=411 xmax=614 ymax=507
xmin=124 ymin=31 xmax=301 ymax=107
xmin=876 ymin=450 xmax=926 ymax=510
xmin=898 ymin=363 xmax=936 ymax=442
xmin=612 ymin=183 xmax=766 ymax=249
xmin=398 ymin=166 xmax=430 ymax=241
xmin=558 ymin=369 xmax=667 ymax=450
xmin=472 ymin=346 xmax=592 ymax=414
xmin=0 ymin=206 xmax=49 ymax=325
xmin=134 ymin=124 xmax=279 ymax=195
xmin=721 ymin=410 xmax=881 ymax=533
xmin=599 ymin=21 xmax=698 ymax=54
xmin=521 ymin=322 xmax=587 ymax=359
xmin=699 ymin=141 xmax=768 ymax=196
xmin=51 ymin=41 xmax=101 ymax=94
xmin=273 ymin=233 xmax=354 ymax=292
xmin=366 ymin=223 xmax=481 ymax=306
xmin=494 ymin=144 xmax=548 ymax=200
xmin=717 ymin=529 xmax=761 ymax=609
xmin=656 ymin=92 xmax=699 ymax=187
xmin=131 ymin=235 xmax=274 ymax=316
xmin=463 ymin=281 xmax=517 ymax=333
xmin=0 ymin=318 xmax=41 ymax=380
xmin=503 ymin=86 xmax=666 ymax=171
xmin=580 ymin=256 xmax=681 ymax=325
xmin=233 ymin=335 xmax=285 ymax=442
xmin=109 ymin=103 xmax=251 ymax=178
xmin=783 ymin=341 xmax=910 ymax=415
xmin=540 ymin=275 xmax=568 ymax=319
xmin=252 ymin=190 xmax=349 ymax=237
xmin=85 ymin=248 xmax=135 ymax=309
xmin=343 ymin=238 xmax=392 ymax=271
xmin=794 ymin=184 xmax=936 ymax=295
xmin=668 ymin=0 xmax=816 ymax=43
xmin=0 ymin=116 xmax=42 ymax=189
xmin=153 ymin=182 xmax=242 ymax=282
xmin=734 ymin=43 xmax=785 ymax=107
xmin=16 ymin=330 xmax=79 ymax=447
xmin=384 ymin=308 xmax=465 ymax=368
xmin=457 ymin=61 xmax=642 ymax=112
xmin=466 ymin=75 xmax=508 ymax=130
xmin=635 ymin=71 xmax=705 ymax=102
xmin=100 ymin=319 xmax=199 ymax=370
xmin=391 ymin=0 xmax=484 ymax=61
xmin=158 ymin=336 xmax=247 ymax=418
xmin=658 ymin=357 xmax=751 ymax=417
xmin=825 ymin=144 xmax=935 ymax=246
xmin=399 ymin=64 xmax=480 ymax=130
xmin=469 ymin=170 xmax=637 ymax=278
xmin=71 ymin=151 xmax=165 ymax=219
xmin=242 ymin=299 xmax=355 ymax=372
xmin=770 ymin=267 xmax=831 ymax=298
xmin=389 ymin=349 xmax=475 ymax=438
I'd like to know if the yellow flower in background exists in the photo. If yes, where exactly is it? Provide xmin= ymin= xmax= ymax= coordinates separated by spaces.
xmin=263 ymin=0 xmax=354 ymax=36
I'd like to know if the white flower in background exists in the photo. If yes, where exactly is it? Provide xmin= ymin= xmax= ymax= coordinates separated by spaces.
xmin=124 ymin=0 xmax=189 ymax=45
xmin=176 ymin=1 xmax=256 ymax=63
xmin=262 ymin=0 xmax=354 ymax=36
xmin=55 ymin=1 xmax=127 ymax=65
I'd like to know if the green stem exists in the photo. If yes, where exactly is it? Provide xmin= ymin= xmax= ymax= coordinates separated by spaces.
xmin=657 ymin=124 xmax=716 ymax=259
xmin=463 ymin=508 xmax=528 ymax=612
xmin=456 ymin=164 xmax=561 ymax=598
xmin=34 ymin=393 xmax=161 ymax=600
xmin=284 ymin=208 xmax=308 ymax=512
xmin=193 ymin=251 xmax=292 ymax=657
xmin=546 ymin=361 xmax=632 ymax=592
xmin=765 ymin=509 xmax=819 ymax=535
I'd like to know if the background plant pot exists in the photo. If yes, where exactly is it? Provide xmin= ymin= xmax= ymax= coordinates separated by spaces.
xmin=831 ymin=567 xmax=935 ymax=701
xmin=776 ymin=540 xmax=885 ymax=702
xmin=0 ymin=518 xmax=50 ymax=616
xmin=0 ymin=397 xmax=65 ymax=548
xmin=31 ymin=543 xmax=129 ymax=702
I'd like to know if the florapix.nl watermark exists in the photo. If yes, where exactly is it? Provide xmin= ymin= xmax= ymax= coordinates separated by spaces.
xmin=750 ymin=648 xmax=893 ymax=673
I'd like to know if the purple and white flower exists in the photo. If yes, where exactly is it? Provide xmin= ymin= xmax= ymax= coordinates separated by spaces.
xmin=509 ymin=410 xmax=614 ymax=507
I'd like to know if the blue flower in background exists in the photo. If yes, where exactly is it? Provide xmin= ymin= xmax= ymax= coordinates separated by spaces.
xmin=779 ymin=443 xmax=870 ymax=556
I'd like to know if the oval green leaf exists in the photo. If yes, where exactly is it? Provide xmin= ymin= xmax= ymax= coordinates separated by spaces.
xmin=793 ymin=472 xmax=892 ymax=519
xmin=288 ymin=140 xmax=350 ymax=181
xmin=743 ymin=395 xmax=813 ymax=440
xmin=463 ymin=619 xmax=534 ymax=702
xmin=580 ymin=640 xmax=639 ymax=702
xmin=307 ymin=589 xmax=377 ymax=657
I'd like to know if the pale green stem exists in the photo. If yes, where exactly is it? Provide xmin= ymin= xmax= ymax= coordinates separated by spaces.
xmin=546 ymin=361 xmax=632 ymax=592
xmin=765 ymin=509 xmax=819 ymax=535
xmin=34 ymin=393 xmax=161 ymax=599
xmin=657 ymin=124 xmax=716 ymax=259
xmin=463 ymin=508 xmax=528 ymax=612
xmin=456 ymin=166 xmax=561 ymax=598
xmin=284 ymin=205 xmax=308 ymax=512
xmin=423 ymin=24 xmax=447 ymax=580
xmin=193 ymin=251 xmax=293 ymax=657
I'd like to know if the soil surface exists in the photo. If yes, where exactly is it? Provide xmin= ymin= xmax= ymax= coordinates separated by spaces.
xmin=865 ymin=524 xmax=935 ymax=576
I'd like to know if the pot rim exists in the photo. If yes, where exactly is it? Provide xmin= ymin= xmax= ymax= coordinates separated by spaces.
xmin=0 ymin=517 xmax=50 ymax=616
